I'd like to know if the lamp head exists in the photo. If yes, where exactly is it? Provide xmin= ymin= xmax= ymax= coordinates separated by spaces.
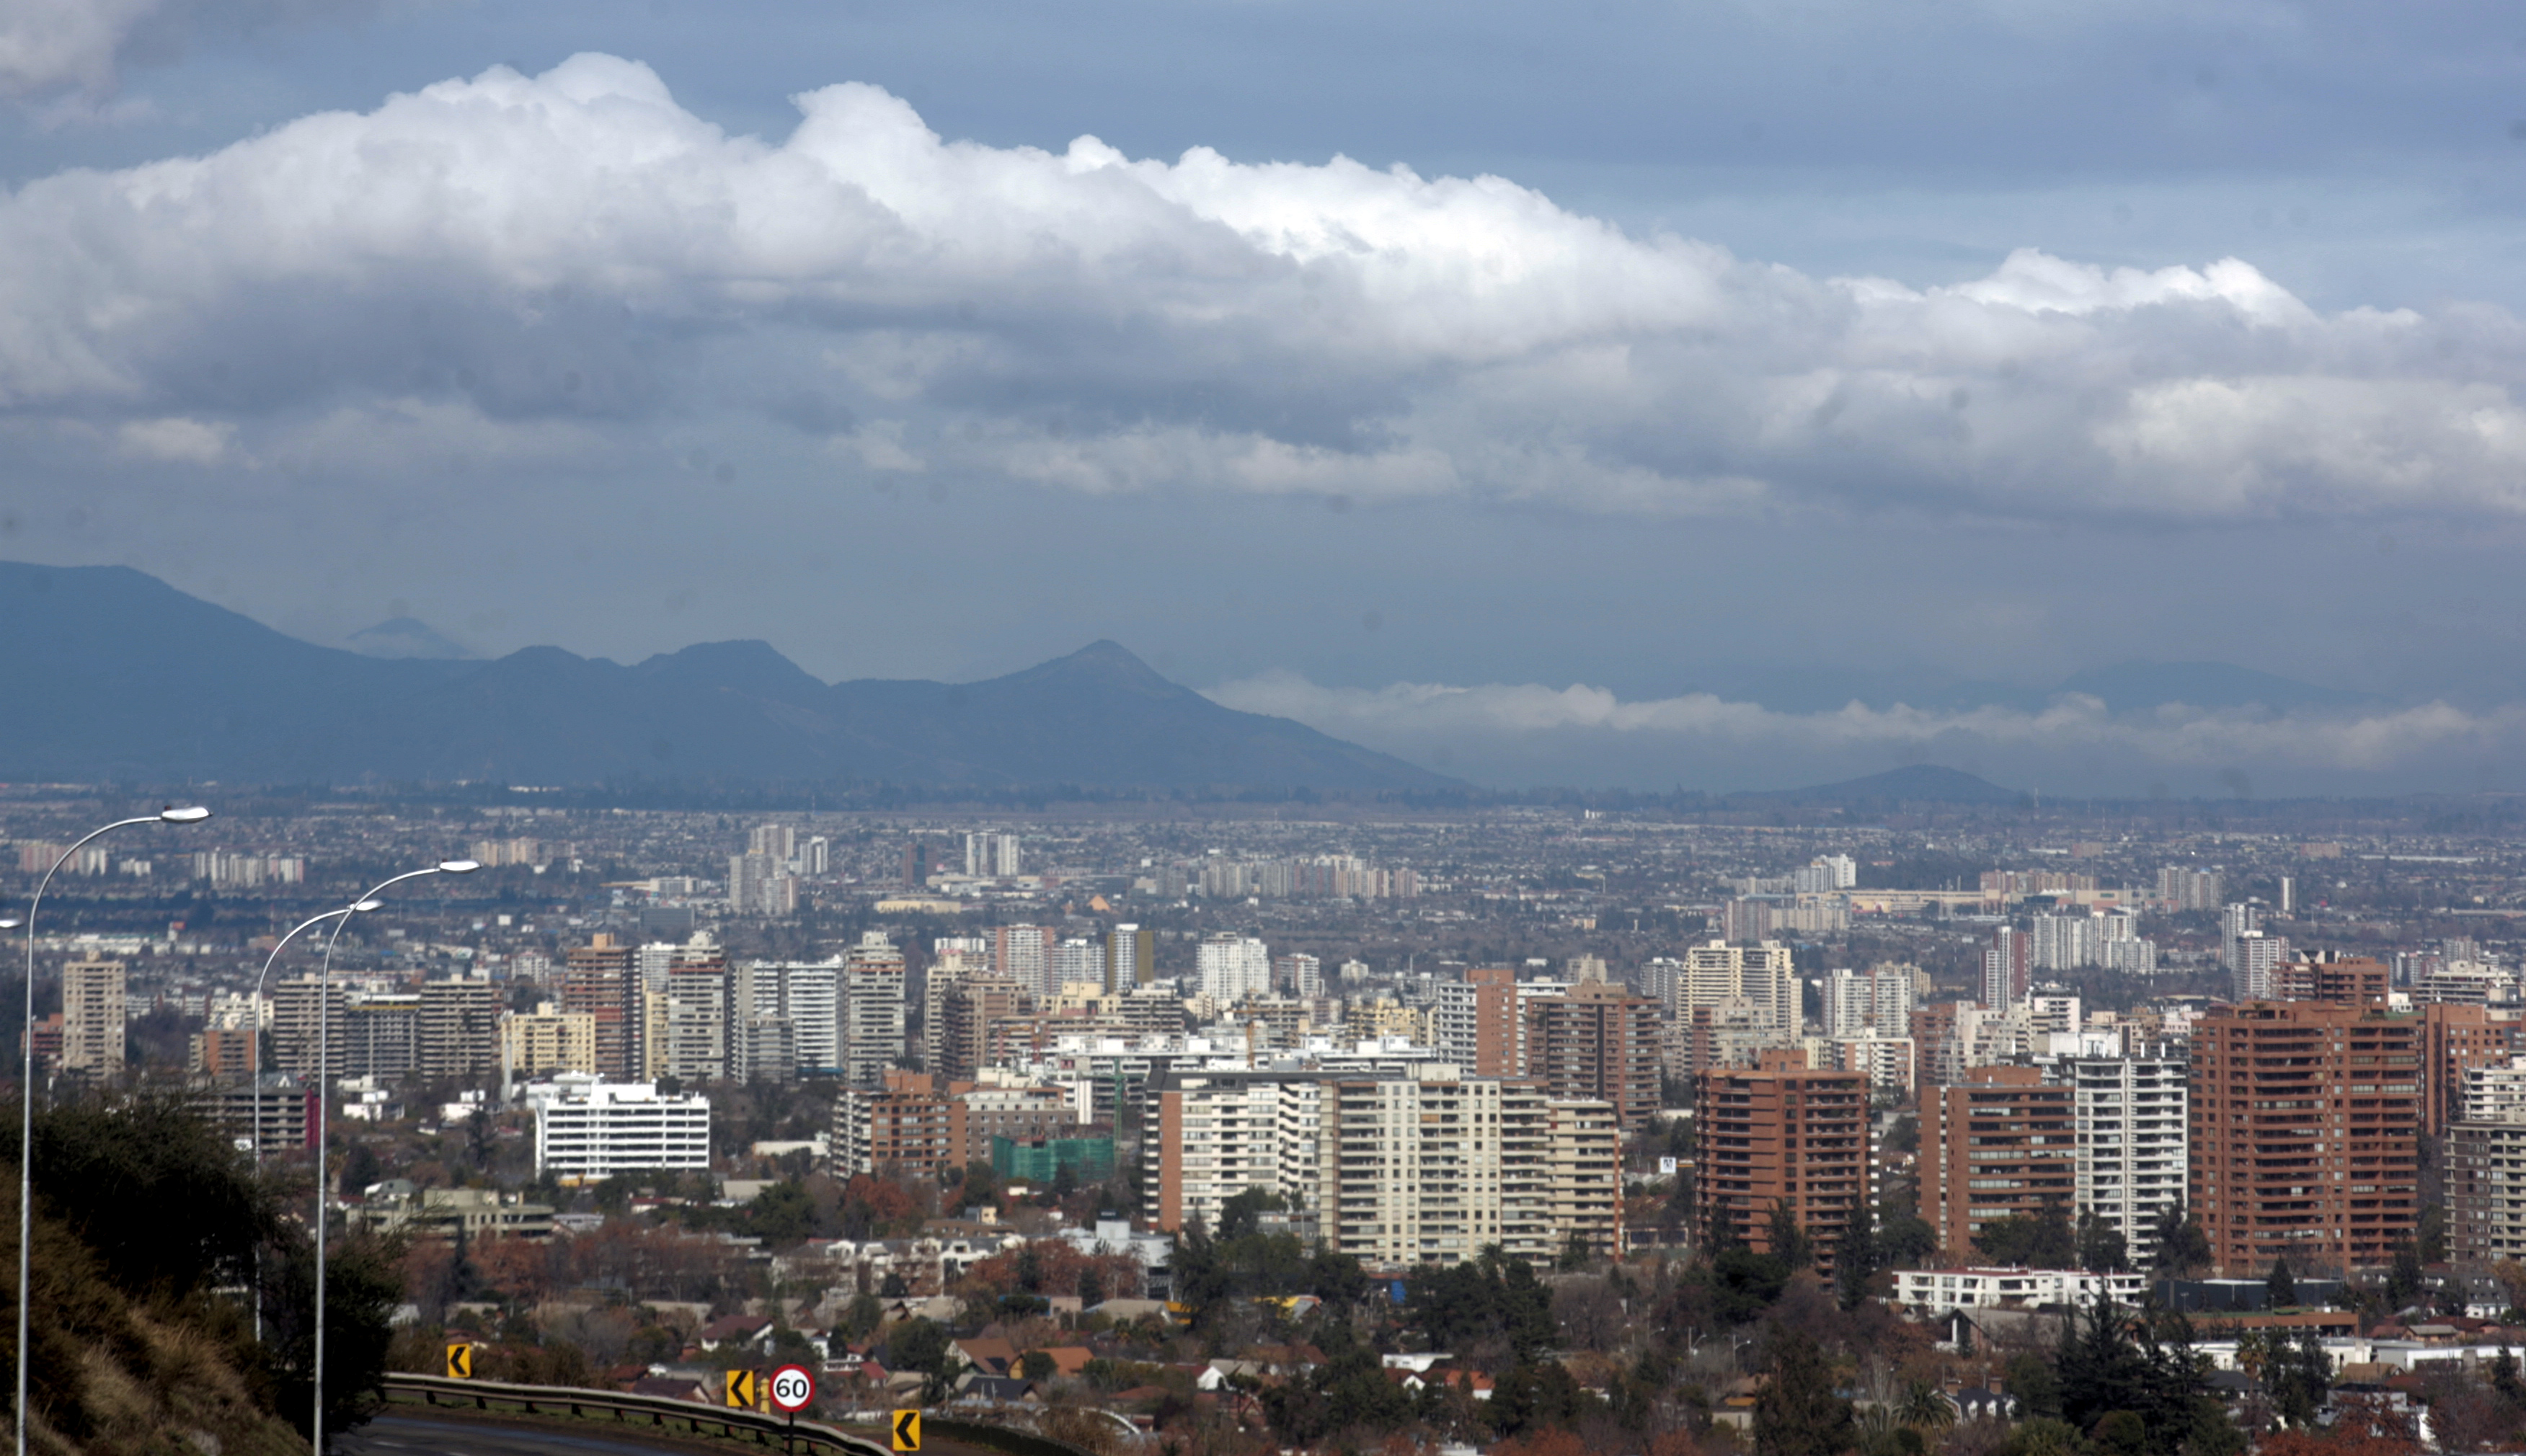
xmin=159 ymin=806 xmax=212 ymax=824
xmin=350 ymin=900 xmax=384 ymax=913
xmin=438 ymin=859 xmax=481 ymax=874
xmin=0 ymin=918 xmax=19 ymax=931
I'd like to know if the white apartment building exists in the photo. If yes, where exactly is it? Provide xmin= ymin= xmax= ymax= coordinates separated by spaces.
xmin=1822 ymin=965 xmax=1918 ymax=1041
xmin=1830 ymin=1033 xmax=1917 ymax=1093
xmin=1197 ymin=933 xmax=1272 ymax=1003
xmin=843 ymin=933 xmax=908 ymax=1087
xmin=1894 ymin=1267 xmax=2148 ymax=1312
xmin=1050 ymin=938 xmax=1104 ymax=994
xmin=525 ymin=1073 xmax=711 ymax=1180
xmin=740 ymin=959 xmax=841 ymax=1074
xmin=2066 ymin=1054 xmax=2187 ymax=1248
xmin=964 ymin=832 xmax=1021 ymax=878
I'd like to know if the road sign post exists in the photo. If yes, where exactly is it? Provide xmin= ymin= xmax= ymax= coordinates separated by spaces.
xmin=771 ymin=1364 xmax=815 ymax=1452
xmin=444 ymin=1344 xmax=474 ymax=1380
xmin=726 ymin=1369 xmax=762 ymax=1410
xmin=893 ymin=1408 xmax=923 ymax=1451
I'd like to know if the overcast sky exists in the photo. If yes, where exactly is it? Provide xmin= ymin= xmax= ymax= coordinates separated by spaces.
xmin=6 ymin=0 xmax=2526 ymax=794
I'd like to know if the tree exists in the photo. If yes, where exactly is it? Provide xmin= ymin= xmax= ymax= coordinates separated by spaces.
xmin=748 ymin=1180 xmax=816 ymax=1246
xmin=1076 ymin=1265 xmax=1105 ymax=1308
xmin=1754 ymin=1323 xmax=1853 ymax=1456
xmin=2078 ymin=1212 xmax=2130 ymax=1274
xmin=2150 ymin=1203 xmax=2211 ymax=1276
xmin=1837 ymin=1213 xmax=1880 ymax=1310
xmin=2266 ymin=1328 xmax=2331 ymax=1429
xmin=2055 ymin=1297 xmax=2210 ymax=1456
xmin=1975 ymin=1201 xmax=2075 ymax=1268
xmin=2266 ymin=1256 xmax=2298 ymax=1310
xmin=1768 ymin=1200 xmax=1812 ymax=1271
xmin=887 ymin=1317 xmax=957 ymax=1399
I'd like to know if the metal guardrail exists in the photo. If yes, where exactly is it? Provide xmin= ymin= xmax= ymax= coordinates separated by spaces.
xmin=380 ymin=1372 xmax=898 ymax=1454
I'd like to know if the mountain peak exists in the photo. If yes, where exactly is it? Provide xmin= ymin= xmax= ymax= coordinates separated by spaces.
xmin=991 ymin=639 xmax=1184 ymax=698
xmin=346 ymin=616 xmax=475 ymax=660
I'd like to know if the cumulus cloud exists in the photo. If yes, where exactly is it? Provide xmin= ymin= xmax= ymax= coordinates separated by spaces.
xmin=1206 ymin=671 xmax=2526 ymax=791
xmin=9 ymin=53 xmax=2526 ymax=523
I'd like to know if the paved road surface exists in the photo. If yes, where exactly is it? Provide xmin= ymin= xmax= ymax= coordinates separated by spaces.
xmin=338 ymin=1410 xmax=995 ymax=1456
xmin=338 ymin=1411 xmax=841 ymax=1456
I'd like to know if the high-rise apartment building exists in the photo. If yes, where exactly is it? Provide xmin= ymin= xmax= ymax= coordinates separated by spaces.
xmin=342 ymin=994 xmax=420 ymax=1078
xmin=749 ymin=823 xmax=797 ymax=862
xmin=659 ymin=961 xmax=728 ymax=1083
xmin=1433 ymin=966 xmax=1524 ymax=1077
xmin=564 ymin=935 xmax=642 ymax=1081
xmin=1196 ymin=933 xmax=1272 ymax=1002
xmin=1693 ymin=1053 xmax=1872 ymax=1273
xmin=1525 ymin=980 xmax=1662 ymax=1130
xmin=419 ymin=977 xmax=500 ymax=1082
xmin=1822 ymin=964 xmax=1917 ymax=1041
xmin=1107 ymin=924 xmax=1155 ymax=993
xmin=727 ymin=853 xmax=797 ymax=916
xmin=964 ymin=832 xmax=1021 ymax=878
xmin=1275 ymin=954 xmax=1323 ymax=998
xmin=1981 ymin=927 xmax=2028 ymax=1010
xmin=2160 ymin=867 xmax=2225 ymax=911
xmin=1678 ymin=941 xmax=1798 ymax=1034
xmin=1923 ymin=1065 xmax=2075 ymax=1256
xmin=2189 ymin=1001 xmax=2421 ymax=1277
xmin=994 ymin=925 xmax=1055 ymax=996
xmin=271 ymin=975 xmax=348 ymax=1081
xmin=1050 ymin=937 xmax=1104 ymax=994
xmin=937 ymin=975 xmax=1027 ymax=1081
xmin=737 ymin=959 xmax=841 ymax=1076
xmin=843 ymin=932 xmax=908 ymax=1086
xmin=2066 ymin=1052 xmax=2187 ymax=1251
xmin=500 ymin=1003 xmax=598 ymax=1083
xmin=1146 ymin=1064 xmax=1623 ymax=1264
xmin=2272 ymin=951 xmax=2390 ymax=1008
xmin=58 ymin=959 xmax=125 ymax=1077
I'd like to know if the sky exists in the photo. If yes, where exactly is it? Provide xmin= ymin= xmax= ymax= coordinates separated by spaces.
xmin=6 ymin=0 xmax=2526 ymax=795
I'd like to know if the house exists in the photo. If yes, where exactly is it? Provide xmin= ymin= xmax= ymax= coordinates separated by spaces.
xmin=953 ymin=1375 xmax=1039 ymax=1405
xmin=1949 ymin=1388 xmax=2016 ymax=1422
xmin=954 ymin=1337 xmax=1016 ymax=1377
xmin=696 ymin=1315 xmax=776 ymax=1353
xmin=1026 ymin=1346 xmax=1094 ymax=1379
xmin=627 ymin=1375 xmax=714 ymax=1404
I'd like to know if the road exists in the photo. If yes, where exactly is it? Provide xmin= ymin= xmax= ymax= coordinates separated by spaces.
xmin=338 ymin=1411 xmax=836 ymax=1456
xmin=337 ymin=1409 xmax=1002 ymax=1456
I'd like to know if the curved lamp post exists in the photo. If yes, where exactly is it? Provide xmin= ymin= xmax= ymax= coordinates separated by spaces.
xmin=15 ymin=805 xmax=210 ymax=1456
xmin=243 ymin=900 xmax=379 ymax=1341
xmin=309 ymin=859 xmax=476 ymax=1454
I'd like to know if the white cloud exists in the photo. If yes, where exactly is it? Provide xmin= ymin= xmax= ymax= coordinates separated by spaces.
xmin=115 ymin=414 xmax=230 ymax=462
xmin=1206 ymin=670 xmax=2525 ymax=778
xmin=8 ymin=53 xmax=2526 ymax=524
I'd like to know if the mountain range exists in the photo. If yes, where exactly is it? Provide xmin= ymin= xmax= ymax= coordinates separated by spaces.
xmin=0 ymin=563 xmax=1454 ymax=790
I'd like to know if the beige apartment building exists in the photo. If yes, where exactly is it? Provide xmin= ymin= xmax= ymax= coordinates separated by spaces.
xmin=500 ymin=1003 xmax=599 ymax=1082
xmin=1147 ymin=1062 xmax=1623 ymax=1266
xmin=59 ymin=959 xmax=125 ymax=1076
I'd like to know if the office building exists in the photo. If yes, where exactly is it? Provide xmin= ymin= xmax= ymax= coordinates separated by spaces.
xmin=1525 ymin=980 xmax=1661 ymax=1130
xmin=525 ymin=1073 xmax=712 ymax=1180
xmin=1196 ymin=933 xmax=1272 ymax=1002
xmin=2189 ymin=1001 xmax=2421 ymax=1277
xmin=1693 ymin=1052 xmax=1872 ymax=1274
xmin=1923 ymin=1065 xmax=2075 ymax=1256
xmin=58 ymin=959 xmax=125 ymax=1077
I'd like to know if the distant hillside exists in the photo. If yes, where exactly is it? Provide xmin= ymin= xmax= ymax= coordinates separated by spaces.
xmin=0 ymin=562 xmax=1455 ymax=791
xmin=1751 ymin=763 xmax=2024 ymax=804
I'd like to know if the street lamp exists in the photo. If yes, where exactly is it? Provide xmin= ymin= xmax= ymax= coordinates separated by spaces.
xmin=242 ymin=900 xmax=380 ymax=1341
xmin=309 ymin=861 xmax=476 ymax=1454
xmin=14 ymin=806 xmax=209 ymax=1456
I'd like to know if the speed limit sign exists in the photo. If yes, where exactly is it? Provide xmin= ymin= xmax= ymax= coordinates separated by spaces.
xmin=768 ymin=1364 xmax=815 ymax=1415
